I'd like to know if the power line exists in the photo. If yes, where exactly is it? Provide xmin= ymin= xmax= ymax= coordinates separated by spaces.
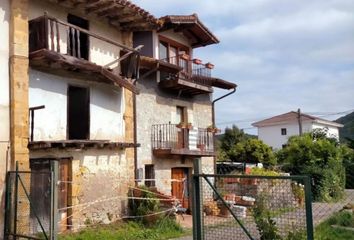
xmin=217 ymin=108 xmax=354 ymax=126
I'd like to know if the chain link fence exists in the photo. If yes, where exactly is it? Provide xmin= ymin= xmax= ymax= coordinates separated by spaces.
xmin=194 ymin=172 xmax=311 ymax=240
xmin=190 ymin=162 xmax=354 ymax=240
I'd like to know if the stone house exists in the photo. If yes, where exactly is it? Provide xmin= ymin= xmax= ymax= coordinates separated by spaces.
xmin=133 ymin=14 xmax=237 ymax=210
xmin=1 ymin=0 xmax=160 ymax=235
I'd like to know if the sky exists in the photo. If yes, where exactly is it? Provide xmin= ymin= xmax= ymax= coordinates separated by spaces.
xmin=134 ymin=0 xmax=354 ymax=134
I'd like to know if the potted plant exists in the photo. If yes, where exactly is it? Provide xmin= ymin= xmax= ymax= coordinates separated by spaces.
xmin=207 ymin=125 xmax=220 ymax=133
xmin=176 ymin=122 xmax=193 ymax=129
xmin=193 ymin=58 xmax=202 ymax=64
xmin=180 ymin=53 xmax=189 ymax=61
xmin=205 ymin=62 xmax=214 ymax=69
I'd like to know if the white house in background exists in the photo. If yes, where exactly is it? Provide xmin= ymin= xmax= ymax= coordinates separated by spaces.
xmin=252 ymin=111 xmax=344 ymax=149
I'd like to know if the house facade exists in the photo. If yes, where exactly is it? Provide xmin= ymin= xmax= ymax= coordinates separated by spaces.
xmin=2 ymin=0 xmax=160 ymax=235
xmin=134 ymin=14 xmax=236 ymax=209
xmin=252 ymin=111 xmax=344 ymax=149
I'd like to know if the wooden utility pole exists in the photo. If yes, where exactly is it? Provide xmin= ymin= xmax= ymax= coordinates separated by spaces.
xmin=297 ymin=108 xmax=303 ymax=136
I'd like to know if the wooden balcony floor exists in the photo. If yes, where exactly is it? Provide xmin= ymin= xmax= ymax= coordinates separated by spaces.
xmin=29 ymin=49 xmax=138 ymax=93
xmin=159 ymin=78 xmax=213 ymax=95
xmin=153 ymin=148 xmax=215 ymax=157
xmin=28 ymin=140 xmax=139 ymax=150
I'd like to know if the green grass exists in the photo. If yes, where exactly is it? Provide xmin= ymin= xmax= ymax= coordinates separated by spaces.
xmin=315 ymin=211 xmax=354 ymax=240
xmin=58 ymin=218 xmax=188 ymax=240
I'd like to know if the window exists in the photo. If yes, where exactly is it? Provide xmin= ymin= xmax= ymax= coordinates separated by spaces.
xmin=68 ymin=85 xmax=90 ymax=140
xmin=282 ymin=144 xmax=288 ymax=149
xmin=159 ymin=41 xmax=168 ymax=60
xmin=145 ymin=164 xmax=155 ymax=187
xmin=281 ymin=128 xmax=287 ymax=135
xmin=158 ymin=36 xmax=189 ymax=71
xmin=67 ymin=14 xmax=89 ymax=60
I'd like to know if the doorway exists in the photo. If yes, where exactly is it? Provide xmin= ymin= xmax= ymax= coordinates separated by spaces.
xmin=171 ymin=167 xmax=190 ymax=209
xmin=30 ymin=159 xmax=71 ymax=232
xmin=67 ymin=85 xmax=90 ymax=140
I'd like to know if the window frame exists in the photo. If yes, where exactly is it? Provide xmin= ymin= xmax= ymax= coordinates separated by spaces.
xmin=158 ymin=35 xmax=190 ymax=71
xmin=145 ymin=164 xmax=155 ymax=187
xmin=281 ymin=128 xmax=287 ymax=136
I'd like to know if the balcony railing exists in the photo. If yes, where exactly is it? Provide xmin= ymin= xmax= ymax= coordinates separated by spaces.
xmin=160 ymin=55 xmax=213 ymax=87
xmin=151 ymin=124 xmax=214 ymax=155
xmin=29 ymin=14 xmax=140 ymax=79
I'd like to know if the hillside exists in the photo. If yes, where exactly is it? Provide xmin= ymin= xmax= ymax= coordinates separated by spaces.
xmin=336 ymin=111 xmax=354 ymax=142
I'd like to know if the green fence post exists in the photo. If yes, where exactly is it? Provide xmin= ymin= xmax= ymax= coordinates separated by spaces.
xmin=4 ymin=172 xmax=12 ymax=239
xmin=192 ymin=158 xmax=203 ymax=240
xmin=13 ymin=162 xmax=19 ymax=237
xmin=304 ymin=176 xmax=314 ymax=240
xmin=50 ymin=160 xmax=59 ymax=240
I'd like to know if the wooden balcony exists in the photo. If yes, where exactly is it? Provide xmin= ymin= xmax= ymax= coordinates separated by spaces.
xmin=158 ymin=56 xmax=215 ymax=95
xmin=151 ymin=124 xmax=215 ymax=157
xmin=29 ymin=15 xmax=139 ymax=93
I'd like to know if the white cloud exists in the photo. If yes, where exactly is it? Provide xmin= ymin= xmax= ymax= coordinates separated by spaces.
xmin=133 ymin=0 xmax=354 ymax=132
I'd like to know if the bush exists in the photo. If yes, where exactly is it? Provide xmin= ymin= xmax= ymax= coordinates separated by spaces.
xmin=341 ymin=145 xmax=354 ymax=189
xmin=250 ymin=167 xmax=281 ymax=176
xmin=278 ymin=134 xmax=345 ymax=202
xmin=129 ymin=186 xmax=161 ymax=225
xmin=252 ymin=194 xmax=282 ymax=240
xmin=231 ymin=139 xmax=277 ymax=167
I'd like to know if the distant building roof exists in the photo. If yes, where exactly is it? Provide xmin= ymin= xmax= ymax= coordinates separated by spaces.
xmin=252 ymin=111 xmax=344 ymax=128
xmin=159 ymin=14 xmax=219 ymax=48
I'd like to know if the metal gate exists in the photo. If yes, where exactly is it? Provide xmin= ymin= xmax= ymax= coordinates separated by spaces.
xmin=192 ymin=163 xmax=314 ymax=239
xmin=4 ymin=163 xmax=56 ymax=240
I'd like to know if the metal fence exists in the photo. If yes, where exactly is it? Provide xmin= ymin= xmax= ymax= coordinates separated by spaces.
xmin=4 ymin=168 xmax=54 ymax=240
xmin=191 ymin=161 xmax=354 ymax=240
xmin=192 ymin=173 xmax=312 ymax=240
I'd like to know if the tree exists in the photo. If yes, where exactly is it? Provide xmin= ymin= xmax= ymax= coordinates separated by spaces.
xmin=278 ymin=133 xmax=346 ymax=201
xmin=231 ymin=139 xmax=277 ymax=167
xmin=219 ymin=125 xmax=247 ymax=153
xmin=217 ymin=125 xmax=249 ymax=161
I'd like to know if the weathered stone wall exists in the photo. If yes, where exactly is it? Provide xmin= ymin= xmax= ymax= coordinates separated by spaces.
xmin=10 ymin=0 xmax=29 ymax=170
xmin=136 ymin=74 xmax=215 ymax=196
xmin=30 ymin=148 xmax=134 ymax=229
xmin=223 ymin=179 xmax=299 ymax=210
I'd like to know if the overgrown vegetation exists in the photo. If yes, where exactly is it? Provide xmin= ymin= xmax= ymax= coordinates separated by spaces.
xmin=252 ymin=194 xmax=282 ymax=240
xmin=315 ymin=211 xmax=354 ymax=240
xmin=217 ymin=125 xmax=276 ymax=167
xmin=277 ymin=132 xmax=346 ymax=202
xmin=129 ymin=185 xmax=161 ymax=225
xmin=58 ymin=219 xmax=186 ymax=240
xmin=252 ymin=194 xmax=305 ymax=240
xmin=250 ymin=167 xmax=280 ymax=176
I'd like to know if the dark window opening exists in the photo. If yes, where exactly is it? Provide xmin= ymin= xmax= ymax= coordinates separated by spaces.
xmin=68 ymin=85 xmax=90 ymax=140
xmin=67 ymin=14 xmax=89 ymax=60
xmin=145 ymin=164 xmax=155 ymax=187
xmin=281 ymin=128 xmax=287 ymax=135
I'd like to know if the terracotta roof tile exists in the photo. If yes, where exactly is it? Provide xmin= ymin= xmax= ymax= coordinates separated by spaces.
xmin=252 ymin=111 xmax=343 ymax=128
xmin=159 ymin=14 xmax=219 ymax=47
